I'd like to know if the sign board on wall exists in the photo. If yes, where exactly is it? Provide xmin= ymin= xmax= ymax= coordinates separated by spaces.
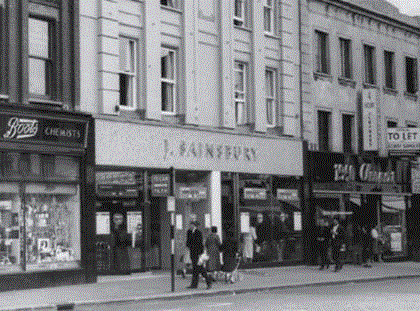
xmin=151 ymin=174 xmax=171 ymax=196
xmin=277 ymin=189 xmax=299 ymax=201
xmin=362 ymin=89 xmax=378 ymax=151
xmin=178 ymin=187 xmax=207 ymax=200
xmin=411 ymin=167 xmax=420 ymax=194
xmin=243 ymin=188 xmax=267 ymax=200
xmin=387 ymin=128 xmax=420 ymax=152
xmin=96 ymin=119 xmax=303 ymax=176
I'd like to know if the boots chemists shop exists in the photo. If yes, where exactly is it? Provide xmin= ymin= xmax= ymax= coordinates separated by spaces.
xmin=95 ymin=120 xmax=304 ymax=274
xmin=309 ymin=151 xmax=411 ymax=262
xmin=0 ymin=107 xmax=95 ymax=291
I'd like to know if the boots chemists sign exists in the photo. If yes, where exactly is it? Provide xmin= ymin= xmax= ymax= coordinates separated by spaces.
xmin=362 ymin=89 xmax=378 ymax=151
xmin=387 ymin=127 xmax=420 ymax=153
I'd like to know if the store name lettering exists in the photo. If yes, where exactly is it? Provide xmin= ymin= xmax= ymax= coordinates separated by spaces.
xmin=44 ymin=127 xmax=81 ymax=139
xmin=164 ymin=139 xmax=257 ymax=162
xmin=334 ymin=163 xmax=395 ymax=183
xmin=3 ymin=117 xmax=39 ymax=139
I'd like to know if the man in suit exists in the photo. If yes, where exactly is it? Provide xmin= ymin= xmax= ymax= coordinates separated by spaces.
xmin=186 ymin=221 xmax=212 ymax=289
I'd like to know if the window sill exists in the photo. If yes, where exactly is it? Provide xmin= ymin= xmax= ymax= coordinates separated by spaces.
xmin=383 ymin=87 xmax=398 ymax=96
xmin=233 ymin=24 xmax=252 ymax=32
xmin=404 ymin=91 xmax=418 ymax=101
xmin=29 ymin=98 xmax=63 ymax=108
xmin=363 ymin=82 xmax=377 ymax=89
xmin=313 ymin=72 xmax=332 ymax=82
xmin=0 ymin=94 xmax=9 ymax=99
xmin=161 ymin=5 xmax=182 ymax=14
xmin=338 ymin=77 xmax=356 ymax=88
xmin=264 ymin=32 xmax=279 ymax=39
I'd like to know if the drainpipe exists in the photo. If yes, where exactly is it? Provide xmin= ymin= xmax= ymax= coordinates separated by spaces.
xmin=298 ymin=0 xmax=303 ymax=140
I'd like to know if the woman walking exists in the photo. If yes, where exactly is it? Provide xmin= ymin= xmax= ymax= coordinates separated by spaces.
xmin=205 ymin=226 xmax=221 ymax=280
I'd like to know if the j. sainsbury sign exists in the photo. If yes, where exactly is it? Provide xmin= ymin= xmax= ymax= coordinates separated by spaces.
xmin=387 ymin=127 xmax=420 ymax=151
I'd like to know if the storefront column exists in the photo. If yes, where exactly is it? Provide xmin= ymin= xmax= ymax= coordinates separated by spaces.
xmin=210 ymin=171 xmax=222 ymax=239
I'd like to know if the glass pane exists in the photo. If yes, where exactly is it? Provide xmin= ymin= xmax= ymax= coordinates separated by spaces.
xmin=266 ymin=99 xmax=273 ymax=125
xmin=29 ymin=18 xmax=49 ymax=58
xmin=161 ymin=49 xmax=174 ymax=79
xmin=162 ymin=82 xmax=174 ymax=112
xmin=43 ymin=155 xmax=80 ymax=181
xmin=264 ymin=8 xmax=271 ymax=32
xmin=25 ymin=184 xmax=80 ymax=271
xmin=0 ymin=183 xmax=22 ymax=274
xmin=29 ymin=58 xmax=46 ymax=95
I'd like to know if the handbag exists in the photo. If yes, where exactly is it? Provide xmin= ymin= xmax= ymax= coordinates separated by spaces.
xmin=197 ymin=251 xmax=209 ymax=266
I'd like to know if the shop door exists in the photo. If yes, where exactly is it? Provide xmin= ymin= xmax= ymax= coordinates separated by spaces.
xmin=96 ymin=199 xmax=145 ymax=274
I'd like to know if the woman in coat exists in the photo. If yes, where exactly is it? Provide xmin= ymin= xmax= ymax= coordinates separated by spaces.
xmin=205 ymin=226 xmax=221 ymax=278
xmin=221 ymin=230 xmax=238 ymax=273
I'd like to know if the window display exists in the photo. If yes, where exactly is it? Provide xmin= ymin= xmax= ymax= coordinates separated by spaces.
xmin=0 ymin=152 xmax=81 ymax=273
xmin=381 ymin=195 xmax=406 ymax=258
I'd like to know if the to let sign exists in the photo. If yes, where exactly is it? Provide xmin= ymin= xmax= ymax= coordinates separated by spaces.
xmin=386 ymin=128 xmax=420 ymax=151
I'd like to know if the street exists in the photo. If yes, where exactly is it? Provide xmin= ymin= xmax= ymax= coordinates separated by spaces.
xmin=76 ymin=277 xmax=420 ymax=311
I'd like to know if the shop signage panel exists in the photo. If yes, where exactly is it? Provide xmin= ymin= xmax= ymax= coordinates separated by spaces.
xmin=411 ymin=166 xmax=420 ymax=194
xmin=277 ymin=189 xmax=299 ymax=201
xmin=386 ymin=127 xmax=420 ymax=152
xmin=151 ymin=174 xmax=171 ymax=196
xmin=96 ymin=119 xmax=303 ymax=176
xmin=96 ymin=171 xmax=138 ymax=197
xmin=178 ymin=186 xmax=207 ymax=200
xmin=362 ymin=89 xmax=378 ymax=151
xmin=243 ymin=188 xmax=267 ymax=200
xmin=0 ymin=112 xmax=88 ymax=148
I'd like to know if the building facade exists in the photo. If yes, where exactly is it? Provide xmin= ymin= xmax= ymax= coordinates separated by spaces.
xmin=80 ymin=0 xmax=305 ymax=273
xmin=0 ymin=0 xmax=96 ymax=291
xmin=302 ymin=0 xmax=420 ymax=263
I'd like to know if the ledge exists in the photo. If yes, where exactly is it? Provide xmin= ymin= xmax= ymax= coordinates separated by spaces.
xmin=338 ymin=77 xmax=356 ymax=88
xmin=313 ymin=72 xmax=333 ymax=82
xmin=382 ymin=87 xmax=398 ymax=96
xmin=404 ymin=91 xmax=418 ymax=101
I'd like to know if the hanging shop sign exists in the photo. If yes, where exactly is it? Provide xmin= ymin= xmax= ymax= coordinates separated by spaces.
xmin=0 ymin=112 xmax=88 ymax=149
xmin=151 ymin=174 xmax=171 ymax=197
xmin=362 ymin=89 xmax=378 ymax=151
xmin=178 ymin=186 xmax=207 ymax=200
xmin=386 ymin=127 xmax=420 ymax=152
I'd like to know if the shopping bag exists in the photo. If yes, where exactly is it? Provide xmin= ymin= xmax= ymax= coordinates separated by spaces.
xmin=197 ymin=251 xmax=209 ymax=266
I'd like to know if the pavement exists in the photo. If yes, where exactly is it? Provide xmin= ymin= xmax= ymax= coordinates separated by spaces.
xmin=3 ymin=261 xmax=420 ymax=311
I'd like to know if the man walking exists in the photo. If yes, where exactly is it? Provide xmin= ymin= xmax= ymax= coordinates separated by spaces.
xmin=330 ymin=218 xmax=345 ymax=272
xmin=186 ymin=221 xmax=212 ymax=289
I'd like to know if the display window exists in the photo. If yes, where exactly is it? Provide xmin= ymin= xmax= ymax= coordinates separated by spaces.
xmin=0 ymin=152 xmax=81 ymax=274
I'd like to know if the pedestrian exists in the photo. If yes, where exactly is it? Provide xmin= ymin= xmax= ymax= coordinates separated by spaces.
xmin=242 ymin=219 xmax=257 ymax=263
xmin=316 ymin=218 xmax=330 ymax=270
xmin=330 ymin=218 xmax=345 ymax=272
xmin=371 ymin=224 xmax=384 ymax=262
xmin=361 ymin=225 xmax=373 ymax=267
xmin=221 ymin=230 xmax=239 ymax=274
xmin=111 ymin=213 xmax=130 ymax=274
xmin=205 ymin=226 xmax=221 ymax=281
xmin=186 ymin=221 xmax=212 ymax=289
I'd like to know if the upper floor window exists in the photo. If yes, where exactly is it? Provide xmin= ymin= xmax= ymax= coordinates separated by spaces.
xmin=28 ymin=17 xmax=56 ymax=99
xmin=342 ymin=114 xmax=354 ymax=154
xmin=161 ymin=0 xmax=177 ymax=8
xmin=405 ymin=57 xmax=418 ymax=95
xmin=364 ymin=45 xmax=376 ymax=85
xmin=340 ymin=38 xmax=352 ymax=79
xmin=264 ymin=0 xmax=274 ymax=34
xmin=315 ymin=30 xmax=330 ymax=75
xmin=119 ymin=37 xmax=137 ymax=109
xmin=384 ymin=50 xmax=395 ymax=89
xmin=234 ymin=61 xmax=247 ymax=125
xmin=234 ymin=0 xmax=246 ymax=27
xmin=387 ymin=120 xmax=397 ymax=128
xmin=265 ymin=68 xmax=276 ymax=127
xmin=318 ymin=110 xmax=331 ymax=152
xmin=0 ymin=0 xmax=6 ymax=95
xmin=161 ymin=47 xmax=176 ymax=113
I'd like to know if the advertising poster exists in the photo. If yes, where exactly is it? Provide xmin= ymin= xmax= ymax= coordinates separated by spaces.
xmin=96 ymin=212 xmax=110 ymax=235
xmin=362 ymin=88 xmax=378 ymax=151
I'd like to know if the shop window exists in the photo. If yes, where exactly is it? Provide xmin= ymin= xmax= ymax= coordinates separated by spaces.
xmin=315 ymin=30 xmax=330 ymax=75
xmin=28 ymin=16 xmax=57 ymax=100
xmin=265 ymin=68 xmax=276 ymax=127
xmin=364 ymin=45 xmax=376 ymax=85
xmin=340 ymin=38 xmax=352 ymax=80
xmin=0 ymin=154 xmax=81 ymax=273
xmin=234 ymin=61 xmax=247 ymax=125
xmin=264 ymin=0 xmax=274 ymax=34
xmin=342 ymin=114 xmax=354 ymax=154
xmin=384 ymin=50 xmax=395 ymax=90
xmin=405 ymin=57 xmax=418 ymax=95
xmin=318 ymin=110 xmax=331 ymax=152
xmin=119 ymin=37 xmax=137 ymax=109
xmin=161 ymin=47 xmax=176 ymax=113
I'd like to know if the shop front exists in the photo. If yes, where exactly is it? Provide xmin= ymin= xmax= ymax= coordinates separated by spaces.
xmin=309 ymin=151 xmax=411 ymax=263
xmin=95 ymin=119 xmax=303 ymax=273
xmin=0 ymin=105 xmax=95 ymax=291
